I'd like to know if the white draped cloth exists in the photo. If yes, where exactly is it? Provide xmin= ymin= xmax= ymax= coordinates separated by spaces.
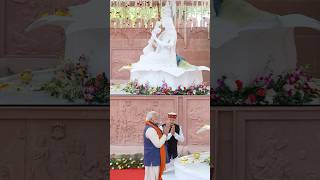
xmin=174 ymin=152 xmax=210 ymax=180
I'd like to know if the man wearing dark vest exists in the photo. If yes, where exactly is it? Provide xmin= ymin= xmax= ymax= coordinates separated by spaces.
xmin=144 ymin=111 xmax=170 ymax=180
xmin=164 ymin=112 xmax=184 ymax=161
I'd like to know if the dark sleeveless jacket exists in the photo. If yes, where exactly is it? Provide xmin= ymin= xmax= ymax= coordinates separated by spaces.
xmin=163 ymin=123 xmax=180 ymax=159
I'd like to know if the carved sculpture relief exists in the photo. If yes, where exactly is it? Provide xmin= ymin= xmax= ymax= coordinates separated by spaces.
xmin=0 ymin=122 xmax=25 ymax=180
xmin=245 ymin=119 xmax=320 ymax=180
xmin=186 ymin=98 xmax=210 ymax=145
xmin=248 ymin=135 xmax=291 ymax=180
xmin=28 ymin=121 xmax=106 ymax=180
xmin=0 ymin=162 xmax=10 ymax=180
xmin=110 ymin=96 xmax=210 ymax=146
xmin=0 ymin=108 xmax=107 ymax=179
xmin=111 ymin=97 xmax=179 ymax=145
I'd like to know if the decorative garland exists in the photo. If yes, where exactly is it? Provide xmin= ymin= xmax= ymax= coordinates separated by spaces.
xmin=123 ymin=80 xmax=210 ymax=95
xmin=211 ymin=67 xmax=320 ymax=105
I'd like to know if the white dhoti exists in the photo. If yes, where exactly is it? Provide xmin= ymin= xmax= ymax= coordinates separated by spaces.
xmin=144 ymin=166 xmax=160 ymax=180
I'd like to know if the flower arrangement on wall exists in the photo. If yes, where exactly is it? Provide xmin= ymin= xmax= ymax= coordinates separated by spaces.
xmin=38 ymin=55 xmax=109 ymax=103
xmin=211 ymin=67 xmax=320 ymax=105
xmin=84 ymin=73 xmax=109 ymax=104
xmin=123 ymin=80 xmax=210 ymax=95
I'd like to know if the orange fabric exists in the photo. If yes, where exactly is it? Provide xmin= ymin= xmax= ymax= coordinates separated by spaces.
xmin=145 ymin=121 xmax=166 ymax=180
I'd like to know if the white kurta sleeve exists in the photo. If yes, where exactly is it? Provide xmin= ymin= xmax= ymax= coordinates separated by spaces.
xmin=145 ymin=127 xmax=167 ymax=148
xmin=173 ymin=126 xmax=184 ymax=143
xmin=167 ymin=133 xmax=173 ymax=140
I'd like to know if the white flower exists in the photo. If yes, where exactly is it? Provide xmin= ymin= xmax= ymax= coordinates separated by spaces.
xmin=265 ymin=89 xmax=276 ymax=104
xmin=225 ymin=79 xmax=237 ymax=91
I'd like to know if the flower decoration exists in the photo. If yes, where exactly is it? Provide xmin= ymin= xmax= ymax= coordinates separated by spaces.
xmin=39 ymin=56 xmax=87 ymax=101
xmin=19 ymin=70 xmax=33 ymax=84
xmin=123 ymin=80 xmax=210 ymax=95
xmin=110 ymin=154 xmax=144 ymax=169
xmin=0 ymin=83 xmax=9 ymax=90
xmin=38 ymin=55 xmax=109 ymax=103
xmin=211 ymin=67 xmax=320 ymax=105
xmin=84 ymin=73 xmax=109 ymax=104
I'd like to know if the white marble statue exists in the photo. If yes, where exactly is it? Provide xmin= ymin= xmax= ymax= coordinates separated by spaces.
xmin=134 ymin=3 xmax=177 ymax=69
xmin=212 ymin=0 xmax=320 ymax=86
xmin=122 ymin=0 xmax=210 ymax=89
xmin=142 ymin=21 xmax=162 ymax=57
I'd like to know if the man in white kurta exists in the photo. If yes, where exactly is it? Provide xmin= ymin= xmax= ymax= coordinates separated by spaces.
xmin=144 ymin=111 xmax=170 ymax=180
xmin=164 ymin=112 xmax=184 ymax=171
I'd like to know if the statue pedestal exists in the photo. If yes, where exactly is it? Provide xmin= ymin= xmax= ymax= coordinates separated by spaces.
xmin=131 ymin=70 xmax=204 ymax=89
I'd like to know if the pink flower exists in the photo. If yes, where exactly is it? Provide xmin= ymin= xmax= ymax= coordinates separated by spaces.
xmin=288 ymin=75 xmax=296 ymax=84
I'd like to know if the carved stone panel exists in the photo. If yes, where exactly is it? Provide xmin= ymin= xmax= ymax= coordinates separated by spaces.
xmin=0 ymin=120 xmax=25 ymax=180
xmin=110 ymin=96 xmax=179 ymax=145
xmin=246 ymin=120 xmax=320 ymax=180
xmin=110 ymin=96 xmax=210 ymax=147
xmin=0 ymin=107 xmax=108 ymax=180
xmin=214 ymin=107 xmax=320 ymax=180
xmin=185 ymin=97 xmax=210 ymax=145
xmin=26 ymin=119 xmax=107 ymax=180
